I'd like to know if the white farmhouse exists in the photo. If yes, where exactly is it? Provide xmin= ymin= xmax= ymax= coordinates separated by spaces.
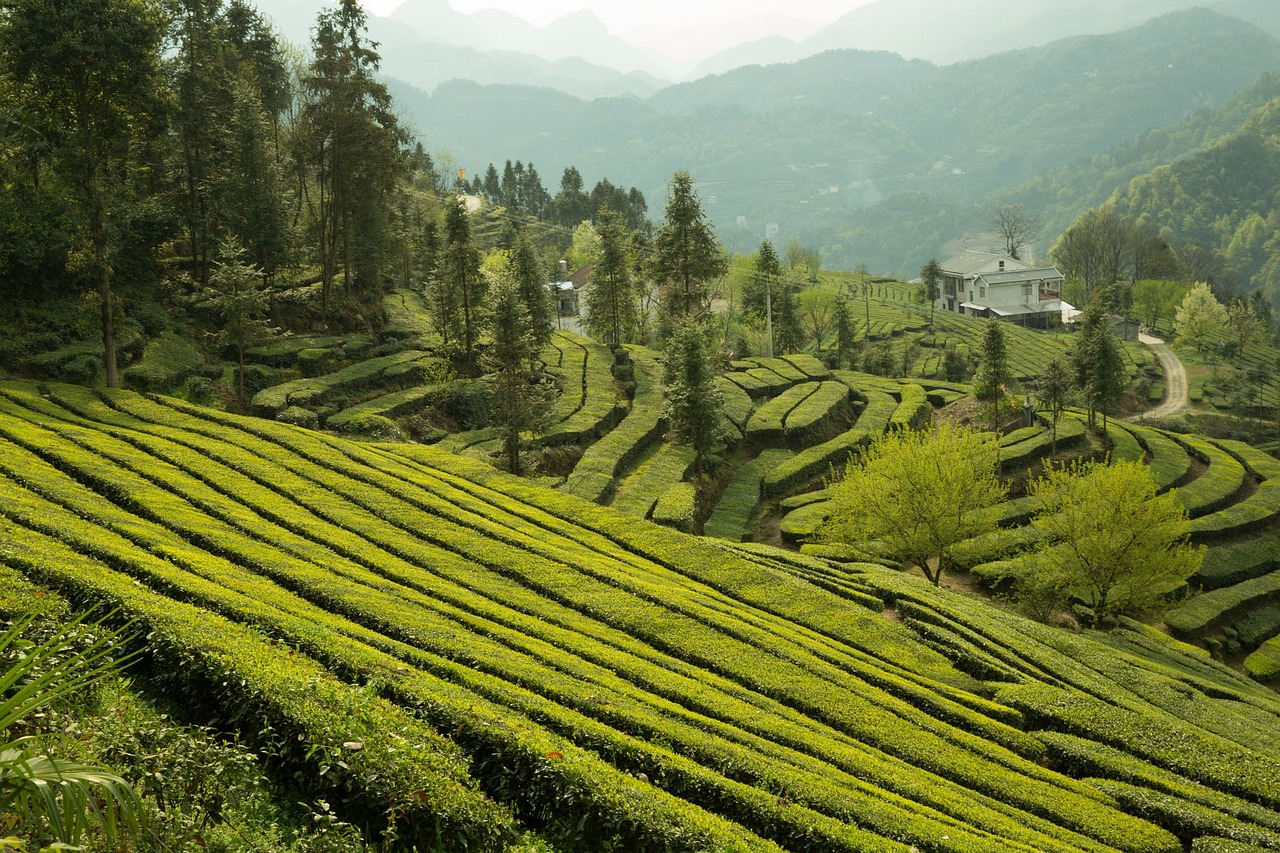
xmin=936 ymin=251 xmax=1072 ymax=328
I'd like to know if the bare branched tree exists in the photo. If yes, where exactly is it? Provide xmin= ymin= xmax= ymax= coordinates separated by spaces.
xmin=990 ymin=204 xmax=1039 ymax=260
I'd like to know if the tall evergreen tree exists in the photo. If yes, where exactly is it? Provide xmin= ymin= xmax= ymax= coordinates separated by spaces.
xmin=663 ymin=316 xmax=725 ymax=495
xmin=299 ymin=0 xmax=407 ymax=320
xmin=833 ymin=295 xmax=857 ymax=369
xmin=973 ymin=318 xmax=1012 ymax=432
xmin=584 ymin=206 xmax=636 ymax=346
xmin=170 ymin=0 xmax=235 ymax=289
xmin=1 ymin=0 xmax=167 ymax=387
xmin=1036 ymin=355 xmax=1074 ymax=453
xmin=652 ymin=171 xmax=727 ymax=336
xmin=208 ymin=239 xmax=276 ymax=408
xmin=485 ymin=269 xmax=554 ymax=475
xmin=440 ymin=195 xmax=484 ymax=376
xmin=743 ymin=240 xmax=781 ymax=322
xmin=511 ymin=231 xmax=552 ymax=365
xmin=1073 ymin=293 xmax=1127 ymax=430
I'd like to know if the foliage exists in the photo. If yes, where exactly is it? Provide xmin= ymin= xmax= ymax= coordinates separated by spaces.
xmin=662 ymin=317 xmax=726 ymax=488
xmin=1175 ymin=282 xmax=1230 ymax=353
xmin=439 ymin=195 xmax=486 ymax=375
xmin=1030 ymin=459 xmax=1203 ymax=627
xmin=484 ymin=268 xmax=555 ymax=474
xmin=1035 ymin=355 xmax=1074 ymax=452
xmin=920 ymin=258 xmax=942 ymax=327
xmin=207 ymin=240 xmax=278 ymax=408
xmin=1072 ymin=294 xmax=1127 ymax=429
xmin=819 ymin=422 xmax=1007 ymax=585
xmin=972 ymin=318 xmax=1011 ymax=431
xmin=0 ymin=611 xmax=140 ymax=850
xmin=0 ymin=0 xmax=166 ymax=387
xmin=651 ymin=171 xmax=727 ymax=334
xmin=583 ymin=207 xmax=637 ymax=346
xmin=298 ymin=0 xmax=408 ymax=319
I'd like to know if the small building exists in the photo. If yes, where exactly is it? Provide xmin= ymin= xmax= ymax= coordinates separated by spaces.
xmin=936 ymin=250 xmax=1072 ymax=328
xmin=553 ymin=263 xmax=592 ymax=317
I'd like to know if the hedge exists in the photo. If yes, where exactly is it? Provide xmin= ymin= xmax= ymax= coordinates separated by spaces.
xmin=250 ymin=350 xmax=429 ymax=416
xmin=540 ymin=333 xmax=626 ymax=447
xmin=610 ymin=444 xmax=696 ymax=518
xmin=1132 ymin=426 xmax=1194 ymax=492
xmin=1195 ymin=540 xmax=1280 ymax=590
xmin=781 ymin=381 xmax=852 ymax=446
xmin=761 ymin=391 xmax=897 ymax=497
xmin=1170 ymin=436 xmax=1247 ymax=519
xmin=999 ymin=418 xmax=1086 ymax=471
xmin=651 ymin=482 xmax=697 ymax=533
xmin=888 ymin=383 xmax=931 ymax=431
xmin=327 ymin=381 xmax=450 ymax=430
xmin=780 ymin=353 xmax=830 ymax=379
xmin=243 ymin=334 xmax=373 ymax=368
xmin=995 ymin=683 xmax=1280 ymax=809
xmin=561 ymin=346 xmax=666 ymax=503
xmin=716 ymin=375 xmax=755 ymax=433
xmin=3 ymin=381 xmax=1266 ymax=853
xmin=1244 ymin=639 xmax=1280 ymax=682
xmin=745 ymin=382 xmax=818 ymax=442
xmin=122 ymin=332 xmax=208 ymax=393
xmin=705 ymin=449 xmax=793 ymax=542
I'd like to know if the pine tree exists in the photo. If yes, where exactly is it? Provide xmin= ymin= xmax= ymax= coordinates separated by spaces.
xmin=584 ymin=206 xmax=636 ymax=346
xmin=973 ymin=319 xmax=1012 ymax=432
xmin=1073 ymin=293 xmax=1127 ymax=430
xmin=652 ymin=171 xmax=727 ymax=336
xmin=663 ymin=316 xmax=725 ymax=492
xmin=920 ymin=258 xmax=942 ymax=327
xmin=511 ymin=231 xmax=552 ymax=365
xmin=1037 ymin=355 xmax=1074 ymax=453
xmin=440 ymin=195 xmax=485 ymax=376
xmin=833 ymin=295 xmax=856 ymax=369
xmin=485 ymin=270 xmax=554 ymax=475
xmin=299 ymin=0 xmax=408 ymax=320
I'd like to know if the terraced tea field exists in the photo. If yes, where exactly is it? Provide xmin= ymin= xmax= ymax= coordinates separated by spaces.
xmin=1 ymin=379 xmax=1279 ymax=851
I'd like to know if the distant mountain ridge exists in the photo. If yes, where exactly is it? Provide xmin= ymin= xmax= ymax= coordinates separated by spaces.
xmin=395 ymin=8 xmax=1280 ymax=274
xmin=693 ymin=0 xmax=1280 ymax=76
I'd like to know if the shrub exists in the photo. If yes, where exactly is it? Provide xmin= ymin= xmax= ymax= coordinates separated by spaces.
xmin=651 ymin=481 xmax=697 ymax=533
xmin=337 ymin=413 xmax=405 ymax=442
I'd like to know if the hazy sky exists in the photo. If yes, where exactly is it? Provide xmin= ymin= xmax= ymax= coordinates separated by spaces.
xmin=361 ymin=1 xmax=875 ymax=62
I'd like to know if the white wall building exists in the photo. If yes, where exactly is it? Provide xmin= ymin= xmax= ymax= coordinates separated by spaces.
xmin=936 ymin=251 xmax=1072 ymax=328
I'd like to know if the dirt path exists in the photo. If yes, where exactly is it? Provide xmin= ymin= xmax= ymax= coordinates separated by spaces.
xmin=1127 ymin=332 xmax=1189 ymax=422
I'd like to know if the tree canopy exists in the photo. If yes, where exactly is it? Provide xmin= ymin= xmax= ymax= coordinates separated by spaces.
xmin=1030 ymin=459 xmax=1202 ymax=627
xmin=819 ymin=423 xmax=1006 ymax=586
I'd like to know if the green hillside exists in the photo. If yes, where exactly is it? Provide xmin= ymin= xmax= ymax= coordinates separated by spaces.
xmin=403 ymin=9 xmax=1280 ymax=274
xmin=1 ymin=379 xmax=1279 ymax=850
xmin=1107 ymin=96 xmax=1280 ymax=307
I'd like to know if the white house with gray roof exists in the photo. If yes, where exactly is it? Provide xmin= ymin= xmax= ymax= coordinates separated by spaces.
xmin=935 ymin=251 xmax=1071 ymax=328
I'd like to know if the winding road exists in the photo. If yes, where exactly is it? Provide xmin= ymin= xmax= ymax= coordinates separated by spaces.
xmin=1127 ymin=332 xmax=1189 ymax=422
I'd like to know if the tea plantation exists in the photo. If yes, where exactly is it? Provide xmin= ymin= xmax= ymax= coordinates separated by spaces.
xmin=2 ymin=379 xmax=1280 ymax=851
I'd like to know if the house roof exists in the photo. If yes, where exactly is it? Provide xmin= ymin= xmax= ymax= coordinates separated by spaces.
xmin=939 ymin=251 xmax=1018 ymax=277
xmin=974 ymin=266 xmax=1065 ymax=286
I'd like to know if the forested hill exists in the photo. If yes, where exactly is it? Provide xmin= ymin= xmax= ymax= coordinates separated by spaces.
xmin=1101 ymin=95 xmax=1280 ymax=306
xmin=404 ymin=8 xmax=1280 ymax=274
xmin=840 ymin=70 xmax=1280 ymax=280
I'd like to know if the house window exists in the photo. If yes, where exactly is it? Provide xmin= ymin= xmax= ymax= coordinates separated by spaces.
xmin=1022 ymin=282 xmax=1032 ymax=300
xmin=979 ymin=286 xmax=986 ymax=298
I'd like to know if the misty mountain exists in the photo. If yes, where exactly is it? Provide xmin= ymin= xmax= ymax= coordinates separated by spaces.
xmin=397 ymin=8 xmax=1280 ymax=275
xmin=691 ymin=0 xmax=1280 ymax=74
xmin=388 ymin=0 xmax=672 ymax=79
